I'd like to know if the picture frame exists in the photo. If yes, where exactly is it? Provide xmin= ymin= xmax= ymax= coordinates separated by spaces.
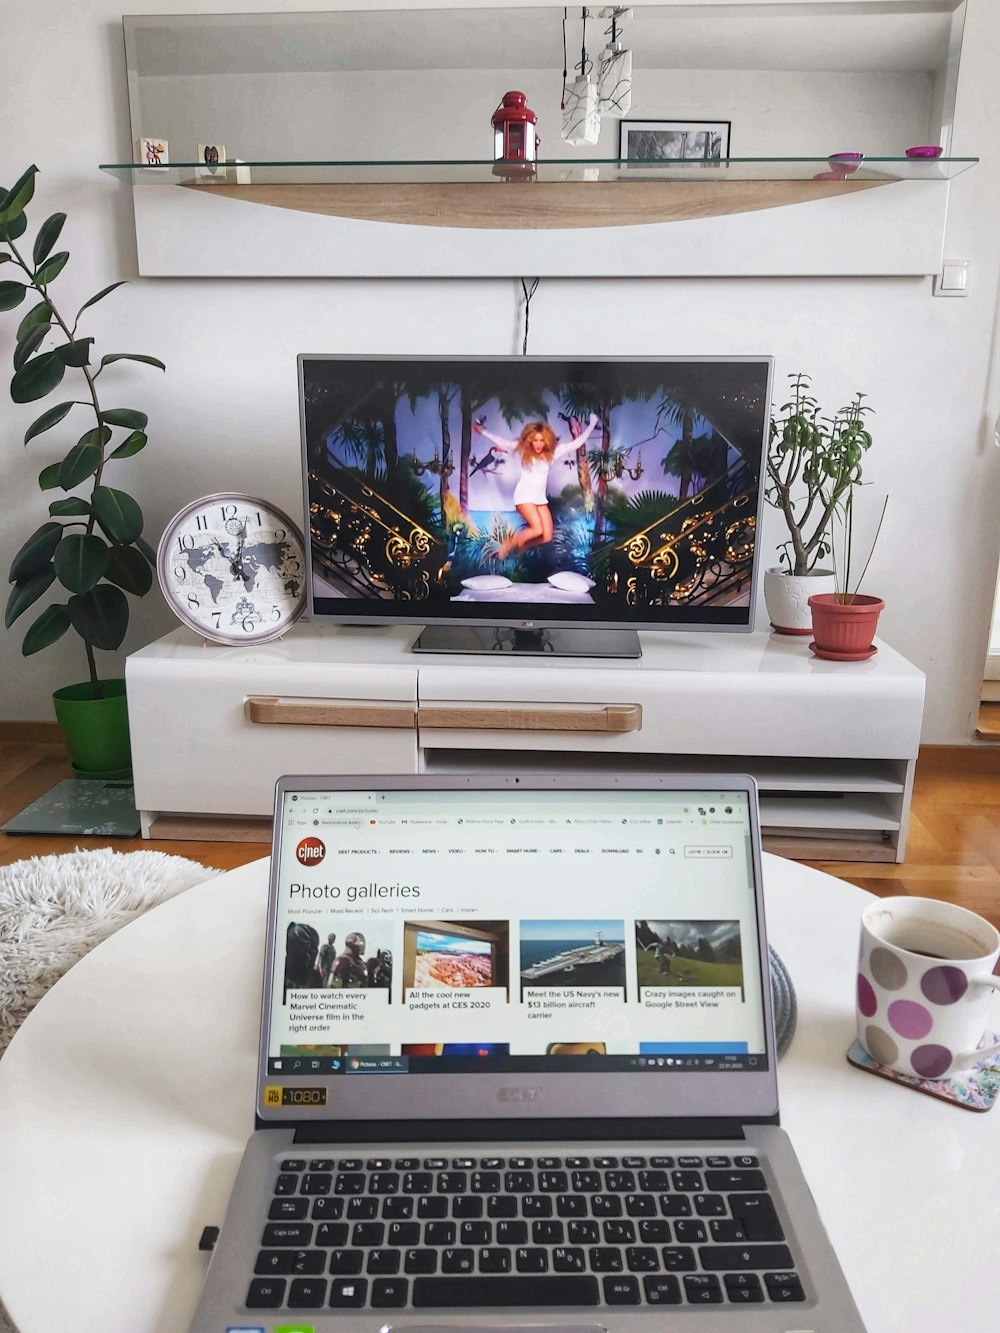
xmin=618 ymin=119 xmax=731 ymax=163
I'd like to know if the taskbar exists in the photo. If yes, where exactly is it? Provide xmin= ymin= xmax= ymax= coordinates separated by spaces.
xmin=267 ymin=1053 xmax=767 ymax=1076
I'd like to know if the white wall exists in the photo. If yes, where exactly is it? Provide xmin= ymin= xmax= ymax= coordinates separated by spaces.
xmin=1 ymin=0 xmax=999 ymax=746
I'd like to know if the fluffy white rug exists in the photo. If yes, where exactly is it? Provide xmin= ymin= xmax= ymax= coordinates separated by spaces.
xmin=0 ymin=847 xmax=220 ymax=1057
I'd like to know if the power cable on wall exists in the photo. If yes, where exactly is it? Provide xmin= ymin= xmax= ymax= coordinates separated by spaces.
xmin=519 ymin=277 xmax=540 ymax=355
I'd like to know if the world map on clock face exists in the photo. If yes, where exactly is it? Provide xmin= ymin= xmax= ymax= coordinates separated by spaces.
xmin=163 ymin=500 xmax=306 ymax=641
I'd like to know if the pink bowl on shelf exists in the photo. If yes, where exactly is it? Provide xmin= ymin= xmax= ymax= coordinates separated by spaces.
xmin=906 ymin=145 xmax=943 ymax=158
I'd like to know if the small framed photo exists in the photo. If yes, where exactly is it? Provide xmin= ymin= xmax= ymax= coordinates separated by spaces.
xmin=619 ymin=119 xmax=731 ymax=164
xmin=196 ymin=143 xmax=228 ymax=183
xmin=137 ymin=137 xmax=169 ymax=170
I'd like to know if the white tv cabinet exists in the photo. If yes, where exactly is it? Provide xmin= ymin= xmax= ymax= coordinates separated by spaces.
xmin=126 ymin=624 xmax=925 ymax=862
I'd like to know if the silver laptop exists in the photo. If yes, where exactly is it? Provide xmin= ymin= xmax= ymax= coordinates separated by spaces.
xmin=189 ymin=772 xmax=865 ymax=1332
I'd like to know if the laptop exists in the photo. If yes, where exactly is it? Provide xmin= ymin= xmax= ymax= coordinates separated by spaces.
xmin=189 ymin=772 xmax=865 ymax=1332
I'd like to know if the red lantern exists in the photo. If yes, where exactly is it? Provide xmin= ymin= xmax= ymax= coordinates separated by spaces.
xmin=492 ymin=90 xmax=539 ymax=180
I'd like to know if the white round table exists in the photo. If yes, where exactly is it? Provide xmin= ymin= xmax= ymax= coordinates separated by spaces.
xmin=0 ymin=854 xmax=996 ymax=1333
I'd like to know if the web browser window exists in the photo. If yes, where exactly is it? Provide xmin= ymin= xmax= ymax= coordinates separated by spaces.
xmin=267 ymin=787 xmax=767 ymax=1078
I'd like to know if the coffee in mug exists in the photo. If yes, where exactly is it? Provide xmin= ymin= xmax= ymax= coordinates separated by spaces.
xmin=857 ymin=896 xmax=1000 ymax=1079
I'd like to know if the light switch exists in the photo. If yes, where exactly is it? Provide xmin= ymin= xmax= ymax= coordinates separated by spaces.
xmin=934 ymin=261 xmax=969 ymax=297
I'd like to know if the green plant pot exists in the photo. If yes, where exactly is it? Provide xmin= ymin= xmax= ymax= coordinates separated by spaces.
xmin=52 ymin=678 xmax=132 ymax=776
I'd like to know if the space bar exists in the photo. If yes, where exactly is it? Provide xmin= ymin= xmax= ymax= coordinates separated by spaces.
xmin=413 ymin=1275 xmax=600 ymax=1307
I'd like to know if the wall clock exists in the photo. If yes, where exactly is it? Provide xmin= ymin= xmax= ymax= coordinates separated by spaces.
xmin=156 ymin=493 xmax=307 ymax=644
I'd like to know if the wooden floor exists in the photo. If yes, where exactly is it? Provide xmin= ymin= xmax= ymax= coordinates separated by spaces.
xmin=1 ymin=736 xmax=999 ymax=930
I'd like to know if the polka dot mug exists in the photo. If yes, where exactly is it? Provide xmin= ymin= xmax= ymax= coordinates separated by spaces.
xmin=857 ymin=897 xmax=1000 ymax=1079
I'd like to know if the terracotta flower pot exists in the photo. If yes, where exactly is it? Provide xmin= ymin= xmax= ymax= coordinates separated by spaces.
xmin=808 ymin=593 xmax=885 ymax=661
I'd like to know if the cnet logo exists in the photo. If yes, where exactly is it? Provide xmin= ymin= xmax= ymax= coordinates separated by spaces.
xmin=295 ymin=837 xmax=326 ymax=866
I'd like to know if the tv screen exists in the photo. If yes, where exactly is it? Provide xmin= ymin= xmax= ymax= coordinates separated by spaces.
xmin=299 ymin=356 xmax=772 ymax=644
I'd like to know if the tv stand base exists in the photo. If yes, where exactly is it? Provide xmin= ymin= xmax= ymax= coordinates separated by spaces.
xmin=412 ymin=625 xmax=642 ymax=658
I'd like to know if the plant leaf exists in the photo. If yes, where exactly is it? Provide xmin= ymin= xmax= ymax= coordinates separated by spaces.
xmin=98 ymin=352 xmax=166 ymax=372
xmin=38 ymin=462 xmax=62 ymax=490
xmin=0 ymin=280 xmax=26 ymax=311
xmin=22 ymin=602 xmax=70 ymax=656
xmin=53 ymin=532 xmax=110 ymax=594
xmin=48 ymin=497 xmax=92 ymax=516
xmin=33 ymin=251 xmax=69 ymax=286
xmin=0 ymin=166 xmax=37 ymax=227
xmin=10 ymin=350 xmax=65 ymax=404
xmin=0 ymin=253 xmax=10 ymax=263
xmin=24 ymin=400 xmax=74 ymax=444
xmin=58 ymin=440 xmax=102 ymax=489
xmin=100 ymin=407 xmax=147 ymax=430
xmin=68 ymin=584 xmax=129 ymax=650
xmin=0 ymin=211 xmax=27 ymax=243
xmin=16 ymin=300 xmax=51 ymax=341
xmin=32 ymin=212 xmax=66 ymax=267
xmin=134 ymin=535 xmax=157 ymax=566
xmin=9 ymin=520 xmax=62 ymax=581
xmin=107 ymin=430 xmax=146 ymax=460
xmin=91 ymin=486 xmax=143 ymax=543
xmin=105 ymin=544 xmax=153 ymax=596
xmin=76 ymin=280 xmax=125 ymax=317
xmin=4 ymin=566 xmax=55 ymax=628
xmin=13 ymin=323 xmax=50 ymax=371
xmin=57 ymin=337 xmax=94 ymax=368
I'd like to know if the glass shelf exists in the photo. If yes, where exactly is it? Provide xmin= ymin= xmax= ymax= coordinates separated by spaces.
xmin=100 ymin=156 xmax=978 ymax=186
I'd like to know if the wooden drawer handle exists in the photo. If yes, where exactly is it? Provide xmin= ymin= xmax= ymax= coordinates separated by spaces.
xmin=245 ymin=697 xmax=415 ymax=728
xmin=418 ymin=704 xmax=641 ymax=734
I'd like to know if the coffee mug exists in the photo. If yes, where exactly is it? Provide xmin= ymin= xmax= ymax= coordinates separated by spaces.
xmin=857 ymin=896 xmax=1000 ymax=1079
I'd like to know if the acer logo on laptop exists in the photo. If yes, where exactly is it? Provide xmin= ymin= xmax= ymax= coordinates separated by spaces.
xmin=498 ymin=1087 xmax=541 ymax=1103
xmin=295 ymin=836 xmax=326 ymax=866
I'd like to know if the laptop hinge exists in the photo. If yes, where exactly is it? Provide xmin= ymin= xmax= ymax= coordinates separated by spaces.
xmin=274 ymin=1116 xmax=772 ymax=1143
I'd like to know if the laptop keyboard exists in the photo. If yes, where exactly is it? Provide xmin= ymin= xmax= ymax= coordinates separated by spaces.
xmin=246 ymin=1151 xmax=807 ymax=1312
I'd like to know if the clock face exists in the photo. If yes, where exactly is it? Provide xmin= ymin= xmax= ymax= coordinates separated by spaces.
xmin=157 ymin=494 xmax=307 ymax=644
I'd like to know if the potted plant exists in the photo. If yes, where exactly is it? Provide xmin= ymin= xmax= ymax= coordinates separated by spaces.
xmin=809 ymin=492 xmax=888 ymax=660
xmin=1 ymin=165 xmax=164 ymax=777
xmin=764 ymin=372 xmax=874 ymax=634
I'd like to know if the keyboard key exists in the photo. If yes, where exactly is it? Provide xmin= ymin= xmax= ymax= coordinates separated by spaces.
xmin=709 ymin=1219 xmax=747 ymax=1242
xmin=351 ymin=1222 xmax=384 ymax=1247
xmin=452 ymin=1196 xmax=484 ymax=1219
xmin=566 ymin=1157 xmax=590 ymax=1168
xmin=662 ymin=1247 xmax=696 ymax=1271
xmin=729 ymin=1194 xmax=785 ymax=1242
xmin=764 ymin=1271 xmax=806 ymax=1302
xmin=479 ymin=1247 xmax=511 ymax=1273
xmin=605 ymin=1171 xmax=636 ymax=1192
xmin=671 ymin=1170 xmax=703 ymax=1192
xmin=572 ymin=1171 xmax=602 ymax=1192
xmin=274 ymin=1173 xmax=299 ymax=1196
xmin=383 ymin=1196 xmax=414 ymax=1220
xmin=346 ymin=1197 xmax=378 ymax=1221
xmin=538 ymin=1156 xmax=562 ymax=1169
xmin=290 ymin=1250 xmax=325 ymax=1275
xmin=311 ymin=1198 xmax=344 ymax=1221
xmin=594 ymin=1157 xmax=619 ymax=1168
xmin=288 ymin=1276 xmax=326 ymax=1307
xmin=532 ymin=1220 xmax=563 ymax=1245
xmin=556 ymin=1195 xmax=587 ymax=1217
xmin=417 ymin=1197 xmax=449 ymax=1220
xmin=644 ymin=1274 xmax=682 ymax=1305
xmin=650 ymin=1156 xmax=675 ymax=1168
xmin=568 ymin=1220 xmax=600 ymax=1244
xmin=515 ymin=1247 xmax=548 ymax=1273
xmin=638 ymin=1219 xmax=670 ymax=1243
xmin=254 ymin=1250 xmax=291 ymax=1275
xmin=694 ymin=1193 xmax=727 ymax=1217
xmin=622 ymin=1155 xmax=647 ymax=1168
xmin=505 ymin=1171 xmax=535 ymax=1193
xmin=725 ymin=1272 xmax=764 ymax=1303
xmin=370 ymin=1172 xmax=399 ymax=1194
xmin=674 ymin=1220 xmax=707 ymax=1244
xmin=339 ymin=1159 xmax=363 ymax=1172
xmin=403 ymin=1172 xmax=433 ymax=1194
xmin=334 ymin=1173 xmax=365 ymax=1195
xmin=309 ymin=1158 xmax=333 ymax=1171
xmin=539 ymin=1171 xmax=568 ymax=1193
xmin=734 ymin=1155 xmax=759 ymax=1169
xmin=461 ymin=1221 xmax=492 ymax=1245
xmin=706 ymin=1155 xmax=731 ymax=1168
xmin=404 ymin=1248 xmax=437 ymax=1274
xmin=603 ymin=1275 xmax=640 ymax=1305
xmin=425 ymin=1221 xmax=456 ymax=1246
xmin=329 ymin=1277 xmax=368 ymax=1307
xmin=509 ymin=1156 xmax=532 ymax=1169
xmin=705 ymin=1168 xmax=767 ymax=1192
xmin=592 ymin=1194 xmax=622 ymax=1218
xmin=626 ymin=1246 xmax=659 ymax=1272
xmin=412 ymin=1275 xmax=599 ymax=1307
xmin=372 ymin=1276 xmax=409 ymax=1307
xmin=329 ymin=1249 xmax=363 ymax=1275
xmin=246 ymin=1277 xmax=285 ymax=1308
xmin=624 ymin=1193 xmax=656 ymax=1217
xmin=270 ymin=1198 xmax=308 ymax=1221
xmin=522 ymin=1195 xmax=553 ymax=1218
xmin=442 ymin=1248 xmax=475 ymax=1274
xmin=659 ymin=1194 xmax=692 ymax=1217
xmin=471 ymin=1171 xmax=501 ymax=1193
xmin=482 ymin=1156 xmax=505 ymax=1169
xmin=487 ymin=1195 xmax=517 ymax=1219
xmin=553 ymin=1246 xmax=585 ymax=1272
xmin=684 ymin=1273 xmax=723 ymax=1304
xmin=424 ymin=1158 xmax=448 ymax=1169
xmin=496 ymin=1220 xmax=528 ymax=1246
xmin=395 ymin=1157 xmax=419 ymax=1170
xmin=367 ymin=1249 xmax=401 ymax=1275
xmin=603 ymin=1220 xmax=635 ymax=1244
xmin=699 ymin=1244 xmax=794 ymax=1271
xmin=589 ymin=1247 xmax=623 ymax=1273
xmin=280 ymin=1158 xmax=306 ymax=1171
xmin=367 ymin=1158 xmax=392 ymax=1170
xmin=437 ymin=1171 xmax=466 ymax=1193
xmin=677 ymin=1156 xmax=703 ymax=1168
xmin=388 ymin=1221 xmax=420 ymax=1247
xmin=262 ymin=1223 xmax=313 ymax=1247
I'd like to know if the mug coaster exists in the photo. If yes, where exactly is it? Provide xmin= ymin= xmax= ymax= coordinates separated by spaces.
xmin=847 ymin=1032 xmax=1000 ymax=1112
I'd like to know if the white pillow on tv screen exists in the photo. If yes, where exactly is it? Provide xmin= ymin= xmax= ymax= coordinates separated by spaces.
xmin=548 ymin=570 xmax=595 ymax=592
xmin=461 ymin=575 xmax=512 ymax=590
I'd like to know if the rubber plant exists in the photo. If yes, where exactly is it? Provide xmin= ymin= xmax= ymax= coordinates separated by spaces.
xmin=1 ymin=164 xmax=163 ymax=701
xmin=766 ymin=372 xmax=874 ymax=576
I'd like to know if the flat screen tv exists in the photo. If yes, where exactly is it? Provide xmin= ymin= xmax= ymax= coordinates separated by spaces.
xmin=299 ymin=355 xmax=772 ymax=657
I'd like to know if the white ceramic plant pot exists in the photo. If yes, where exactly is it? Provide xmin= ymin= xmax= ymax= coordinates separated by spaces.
xmin=763 ymin=567 xmax=836 ymax=635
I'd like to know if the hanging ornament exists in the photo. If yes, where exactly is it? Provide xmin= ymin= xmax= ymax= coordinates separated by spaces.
xmin=562 ymin=7 xmax=601 ymax=147
xmin=491 ymin=91 xmax=540 ymax=180
xmin=598 ymin=7 xmax=633 ymax=117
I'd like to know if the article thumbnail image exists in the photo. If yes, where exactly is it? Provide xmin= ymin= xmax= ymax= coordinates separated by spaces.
xmin=402 ymin=1043 xmax=511 ymax=1058
xmin=636 ymin=920 xmax=743 ymax=990
xmin=520 ymin=919 xmax=626 ymax=991
xmin=283 ymin=920 xmax=394 ymax=1000
xmin=402 ymin=920 xmax=510 ymax=994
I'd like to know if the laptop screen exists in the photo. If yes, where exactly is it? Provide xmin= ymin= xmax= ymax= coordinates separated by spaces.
xmin=263 ymin=781 xmax=770 ymax=1089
